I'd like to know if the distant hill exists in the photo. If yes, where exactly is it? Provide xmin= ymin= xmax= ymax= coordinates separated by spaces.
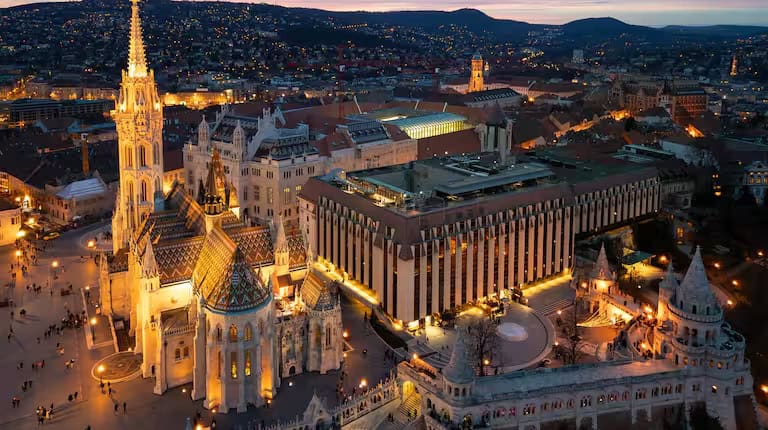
xmin=562 ymin=17 xmax=655 ymax=37
xmin=292 ymin=7 xmax=541 ymax=39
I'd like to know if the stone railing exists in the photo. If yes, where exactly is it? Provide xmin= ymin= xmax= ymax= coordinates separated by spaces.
xmin=337 ymin=377 xmax=400 ymax=426
xmin=261 ymin=377 xmax=400 ymax=430
xmin=164 ymin=322 xmax=195 ymax=337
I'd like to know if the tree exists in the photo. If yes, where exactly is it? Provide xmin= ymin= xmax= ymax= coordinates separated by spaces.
xmin=688 ymin=404 xmax=725 ymax=430
xmin=559 ymin=303 xmax=588 ymax=365
xmin=465 ymin=316 xmax=499 ymax=376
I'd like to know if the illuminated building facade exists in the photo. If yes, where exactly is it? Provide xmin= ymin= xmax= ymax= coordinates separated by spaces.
xmin=468 ymin=52 xmax=485 ymax=93
xmin=299 ymin=152 xmax=660 ymax=323
xmin=397 ymin=247 xmax=753 ymax=430
xmin=101 ymin=1 xmax=343 ymax=413
xmin=111 ymin=0 xmax=165 ymax=253
xmin=185 ymin=105 xmax=417 ymax=226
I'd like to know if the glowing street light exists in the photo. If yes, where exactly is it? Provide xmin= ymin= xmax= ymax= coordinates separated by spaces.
xmin=732 ymin=280 xmax=739 ymax=287
xmin=556 ymin=310 xmax=562 ymax=316
xmin=16 ymin=230 xmax=25 ymax=238
xmin=412 ymin=353 xmax=418 ymax=361
xmin=760 ymin=384 xmax=768 ymax=394
xmin=758 ymin=251 xmax=765 ymax=258
xmin=52 ymin=260 xmax=59 ymax=268
xmin=359 ymin=378 xmax=367 ymax=389
xmin=714 ymin=262 xmax=721 ymax=269
xmin=727 ymin=300 xmax=734 ymax=306
xmin=90 ymin=318 xmax=97 ymax=342
xmin=483 ymin=358 xmax=490 ymax=366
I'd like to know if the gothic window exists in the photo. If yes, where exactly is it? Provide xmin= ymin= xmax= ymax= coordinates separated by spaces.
xmin=217 ymin=350 xmax=222 ymax=379
xmin=139 ymin=145 xmax=147 ymax=167
xmin=326 ymin=327 xmax=331 ymax=348
xmin=155 ymin=177 xmax=161 ymax=196
xmin=244 ymin=323 xmax=253 ymax=341
xmin=153 ymin=143 xmax=160 ymax=166
xmin=126 ymin=146 xmax=134 ymax=168
xmin=128 ymin=182 xmax=135 ymax=205
xmin=140 ymin=181 xmax=148 ymax=203
xmin=245 ymin=350 xmax=252 ymax=377
xmin=229 ymin=325 xmax=238 ymax=343
xmin=230 ymin=351 xmax=238 ymax=379
xmin=216 ymin=325 xmax=223 ymax=342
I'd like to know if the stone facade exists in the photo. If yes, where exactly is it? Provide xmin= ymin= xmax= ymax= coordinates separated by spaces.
xmin=100 ymin=2 xmax=343 ymax=414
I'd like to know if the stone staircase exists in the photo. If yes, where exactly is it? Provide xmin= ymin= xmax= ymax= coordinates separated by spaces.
xmin=376 ymin=393 xmax=421 ymax=430
xmin=534 ymin=298 xmax=573 ymax=316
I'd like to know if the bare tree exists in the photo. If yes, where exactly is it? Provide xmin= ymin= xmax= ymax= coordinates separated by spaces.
xmin=559 ymin=304 xmax=588 ymax=365
xmin=465 ymin=316 xmax=499 ymax=376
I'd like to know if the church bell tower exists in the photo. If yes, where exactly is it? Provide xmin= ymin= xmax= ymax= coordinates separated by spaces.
xmin=112 ymin=0 xmax=165 ymax=252
xmin=468 ymin=52 xmax=485 ymax=93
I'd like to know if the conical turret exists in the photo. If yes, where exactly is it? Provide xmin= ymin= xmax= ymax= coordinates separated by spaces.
xmin=592 ymin=242 xmax=613 ymax=281
xmin=198 ymin=115 xmax=209 ymax=147
xmin=677 ymin=246 xmax=719 ymax=313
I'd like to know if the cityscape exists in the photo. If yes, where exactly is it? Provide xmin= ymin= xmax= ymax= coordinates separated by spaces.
xmin=0 ymin=0 xmax=767 ymax=429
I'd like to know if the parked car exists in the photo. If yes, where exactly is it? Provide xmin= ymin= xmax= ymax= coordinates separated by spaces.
xmin=42 ymin=231 xmax=60 ymax=241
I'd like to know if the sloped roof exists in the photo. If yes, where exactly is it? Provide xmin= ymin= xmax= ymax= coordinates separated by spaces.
xmin=301 ymin=270 xmax=337 ymax=311
xmin=55 ymin=177 xmax=107 ymax=200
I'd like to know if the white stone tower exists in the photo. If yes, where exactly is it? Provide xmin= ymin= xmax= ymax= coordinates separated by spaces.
xmin=112 ymin=0 xmax=165 ymax=253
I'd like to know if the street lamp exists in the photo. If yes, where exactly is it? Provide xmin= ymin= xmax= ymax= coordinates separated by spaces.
xmin=97 ymin=364 xmax=105 ymax=384
xmin=49 ymin=260 xmax=59 ymax=290
xmin=90 ymin=318 xmax=97 ymax=342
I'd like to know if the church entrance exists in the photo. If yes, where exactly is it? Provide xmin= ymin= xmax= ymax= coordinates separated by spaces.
xmin=289 ymin=366 xmax=296 ymax=376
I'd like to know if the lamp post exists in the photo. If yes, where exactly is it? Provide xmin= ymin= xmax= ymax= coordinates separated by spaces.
xmin=90 ymin=317 xmax=97 ymax=342
xmin=97 ymin=364 xmax=105 ymax=385
xmin=49 ymin=260 xmax=59 ymax=291
xmin=87 ymin=240 xmax=95 ymax=260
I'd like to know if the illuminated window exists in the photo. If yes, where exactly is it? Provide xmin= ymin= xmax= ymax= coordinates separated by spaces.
xmin=217 ymin=350 xmax=222 ymax=379
xmin=245 ymin=350 xmax=252 ymax=377
xmin=230 ymin=351 xmax=237 ymax=379
xmin=174 ymin=348 xmax=181 ymax=360
xmin=244 ymin=324 xmax=253 ymax=342
xmin=229 ymin=325 xmax=238 ymax=343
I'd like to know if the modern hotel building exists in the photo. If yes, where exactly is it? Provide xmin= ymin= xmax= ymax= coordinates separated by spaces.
xmin=299 ymin=152 xmax=660 ymax=323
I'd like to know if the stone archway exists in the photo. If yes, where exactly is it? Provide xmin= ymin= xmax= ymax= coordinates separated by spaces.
xmin=403 ymin=380 xmax=416 ymax=398
xmin=289 ymin=365 xmax=296 ymax=376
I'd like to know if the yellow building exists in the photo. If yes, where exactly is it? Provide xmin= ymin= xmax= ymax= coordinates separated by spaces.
xmin=468 ymin=52 xmax=485 ymax=93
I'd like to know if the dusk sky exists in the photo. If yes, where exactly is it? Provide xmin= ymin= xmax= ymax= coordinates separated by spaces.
xmin=1 ymin=0 xmax=767 ymax=26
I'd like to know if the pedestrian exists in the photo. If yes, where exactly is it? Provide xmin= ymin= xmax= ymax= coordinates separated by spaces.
xmin=28 ymin=380 xmax=32 ymax=388
xmin=68 ymin=394 xmax=73 ymax=402
xmin=114 ymin=403 xmax=118 ymax=414
xmin=123 ymin=401 xmax=126 ymax=414
xmin=108 ymin=387 xmax=112 ymax=395
xmin=73 ymin=391 xmax=78 ymax=400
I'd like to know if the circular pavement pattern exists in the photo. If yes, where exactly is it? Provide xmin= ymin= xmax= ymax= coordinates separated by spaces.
xmin=495 ymin=301 xmax=555 ymax=372
xmin=497 ymin=322 xmax=529 ymax=342
xmin=91 ymin=351 xmax=143 ymax=383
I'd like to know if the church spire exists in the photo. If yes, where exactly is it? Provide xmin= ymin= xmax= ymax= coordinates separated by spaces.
xmin=127 ymin=0 xmax=148 ymax=78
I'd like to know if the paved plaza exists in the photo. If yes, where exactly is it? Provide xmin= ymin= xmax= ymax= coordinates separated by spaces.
xmin=0 ymin=223 xmax=397 ymax=430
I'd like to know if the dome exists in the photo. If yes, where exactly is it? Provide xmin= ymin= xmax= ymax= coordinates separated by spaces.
xmin=472 ymin=52 xmax=483 ymax=61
